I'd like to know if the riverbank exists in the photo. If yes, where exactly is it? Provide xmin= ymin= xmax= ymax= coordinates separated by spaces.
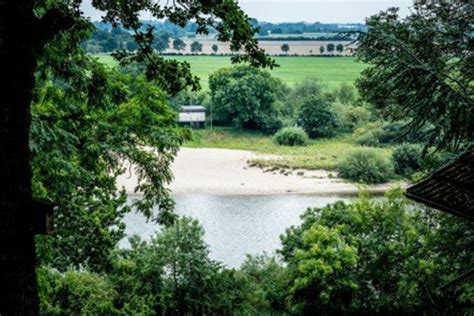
xmin=117 ymin=147 xmax=404 ymax=196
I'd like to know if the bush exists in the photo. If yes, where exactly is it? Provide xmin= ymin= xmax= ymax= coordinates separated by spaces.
xmin=297 ymin=96 xmax=339 ymax=139
xmin=341 ymin=105 xmax=371 ymax=131
xmin=336 ymin=82 xmax=356 ymax=104
xmin=379 ymin=121 xmax=429 ymax=145
xmin=338 ymin=149 xmax=394 ymax=184
xmin=353 ymin=122 xmax=384 ymax=146
xmin=392 ymin=144 xmax=423 ymax=177
xmin=273 ymin=127 xmax=308 ymax=146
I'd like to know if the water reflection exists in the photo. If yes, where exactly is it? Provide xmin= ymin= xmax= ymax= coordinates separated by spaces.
xmin=122 ymin=194 xmax=350 ymax=268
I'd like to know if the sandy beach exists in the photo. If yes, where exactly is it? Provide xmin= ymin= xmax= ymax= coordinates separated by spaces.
xmin=117 ymin=148 xmax=403 ymax=195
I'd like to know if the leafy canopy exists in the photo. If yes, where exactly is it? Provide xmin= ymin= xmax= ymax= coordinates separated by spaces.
xmin=356 ymin=1 xmax=473 ymax=150
xmin=209 ymin=65 xmax=288 ymax=133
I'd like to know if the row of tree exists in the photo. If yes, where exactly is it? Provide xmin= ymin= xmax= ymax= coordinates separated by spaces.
xmin=93 ymin=19 xmax=365 ymax=39
xmin=279 ymin=42 xmax=346 ymax=54
xmin=85 ymin=27 xmax=346 ymax=56
xmin=84 ymin=27 xmax=210 ymax=54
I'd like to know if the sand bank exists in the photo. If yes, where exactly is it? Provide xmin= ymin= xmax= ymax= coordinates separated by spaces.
xmin=117 ymin=148 xmax=403 ymax=196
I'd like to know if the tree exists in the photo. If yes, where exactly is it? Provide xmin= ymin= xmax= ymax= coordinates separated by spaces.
xmin=103 ymin=37 xmax=119 ymax=52
xmin=289 ymin=225 xmax=359 ymax=314
xmin=209 ymin=66 xmax=288 ymax=133
xmin=190 ymin=41 xmax=203 ymax=53
xmin=212 ymin=44 xmax=219 ymax=54
xmin=153 ymin=31 xmax=171 ymax=52
xmin=291 ymin=77 xmax=326 ymax=104
xmin=108 ymin=218 xmax=248 ymax=315
xmin=319 ymin=46 xmax=325 ymax=54
xmin=336 ymin=43 xmax=344 ymax=53
xmin=172 ymin=37 xmax=187 ymax=52
xmin=126 ymin=40 xmax=139 ymax=52
xmin=297 ymin=96 xmax=339 ymax=138
xmin=0 ymin=1 xmax=274 ymax=313
xmin=281 ymin=190 xmax=474 ymax=314
xmin=326 ymin=43 xmax=335 ymax=53
xmin=281 ymin=43 xmax=290 ymax=54
xmin=356 ymin=3 xmax=473 ymax=150
xmin=32 ymin=53 xmax=188 ymax=272
xmin=337 ymin=82 xmax=356 ymax=104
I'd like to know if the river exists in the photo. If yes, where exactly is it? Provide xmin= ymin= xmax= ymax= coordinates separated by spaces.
xmin=122 ymin=194 xmax=351 ymax=268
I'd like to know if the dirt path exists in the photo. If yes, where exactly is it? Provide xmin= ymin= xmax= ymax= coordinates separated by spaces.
xmin=117 ymin=148 xmax=403 ymax=195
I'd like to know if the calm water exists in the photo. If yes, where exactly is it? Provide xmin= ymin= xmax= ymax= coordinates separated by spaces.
xmin=122 ymin=194 xmax=350 ymax=268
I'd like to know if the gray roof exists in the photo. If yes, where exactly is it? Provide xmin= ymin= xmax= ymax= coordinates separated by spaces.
xmin=180 ymin=105 xmax=206 ymax=112
xmin=405 ymin=148 xmax=474 ymax=221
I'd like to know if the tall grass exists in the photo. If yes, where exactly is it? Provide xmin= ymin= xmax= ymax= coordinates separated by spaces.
xmin=185 ymin=127 xmax=392 ymax=170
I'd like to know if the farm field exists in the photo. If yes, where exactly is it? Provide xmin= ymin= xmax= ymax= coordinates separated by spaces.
xmin=93 ymin=54 xmax=367 ymax=90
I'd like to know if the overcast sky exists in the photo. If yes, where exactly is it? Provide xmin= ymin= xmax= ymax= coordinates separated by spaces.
xmin=82 ymin=0 xmax=413 ymax=23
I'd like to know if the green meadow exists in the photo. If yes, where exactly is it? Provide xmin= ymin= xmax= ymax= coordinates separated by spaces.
xmin=93 ymin=54 xmax=366 ymax=90
xmin=185 ymin=127 xmax=392 ymax=171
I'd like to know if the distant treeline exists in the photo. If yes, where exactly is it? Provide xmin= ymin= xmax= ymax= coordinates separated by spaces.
xmin=256 ymin=35 xmax=355 ymax=41
xmin=252 ymin=20 xmax=366 ymax=35
xmin=93 ymin=19 xmax=366 ymax=35
xmin=83 ymin=19 xmax=363 ymax=54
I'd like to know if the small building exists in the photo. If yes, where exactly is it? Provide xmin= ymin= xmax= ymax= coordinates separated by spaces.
xmin=178 ymin=105 xmax=206 ymax=128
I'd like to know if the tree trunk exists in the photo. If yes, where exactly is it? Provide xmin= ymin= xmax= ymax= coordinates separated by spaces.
xmin=0 ymin=0 xmax=39 ymax=314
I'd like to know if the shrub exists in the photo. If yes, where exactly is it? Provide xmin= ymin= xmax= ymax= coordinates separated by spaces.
xmin=338 ymin=149 xmax=394 ymax=184
xmin=297 ymin=96 xmax=339 ymax=139
xmin=336 ymin=83 xmax=356 ymax=104
xmin=379 ymin=121 xmax=429 ymax=145
xmin=341 ymin=106 xmax=371 ymax=131
xmin=392 ymin=144 xmax=423 ymax=176
xmin=273 ymin=127 xmax=308 ymax=146
xmin=353 ymin=122 xmax=384 ymax=146
xmin=286 ymin=77 xmax=326 ymax=119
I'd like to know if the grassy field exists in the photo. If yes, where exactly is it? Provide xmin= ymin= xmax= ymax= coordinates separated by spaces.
xmin=93 ymin=54 xmax=366 ymax=90
xmin=185 ymin=127 xmax=392 ymax=171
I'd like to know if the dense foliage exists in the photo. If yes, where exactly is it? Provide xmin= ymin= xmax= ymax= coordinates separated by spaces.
xmin=392 ymin=144 xmax=423 ymax=177
xmin=273 ymin=127 xmax=308 ymax=146
xmin=280 ymin=190 xmax=474 ymax=314
xmin=38 ymin=217 xmax=248 ymax=315
xmin=297 ymin=96 xmax=339 ymax=139
xmin=337 ymin=149 xmax=394 ymax=183
xmin=353 ymin=122 xmax=384 ymax=146
xmin=209 ymin=66 xmax=288 ymax=133
xmin=31 ymin=19 xmax=190 ymax=272
xmin=29 ymin=0 xmax=277 ymax=293
xmin=357 ymin=1 xmax=473 ymax=150
xmin=37 ymin=192 xmax=474 ymax=315
xmin=24 ymin=1 xmax=474 ymax=315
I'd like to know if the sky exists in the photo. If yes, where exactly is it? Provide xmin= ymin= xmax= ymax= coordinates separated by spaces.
xmin=82 ymin=0 xmax=413 ymax=24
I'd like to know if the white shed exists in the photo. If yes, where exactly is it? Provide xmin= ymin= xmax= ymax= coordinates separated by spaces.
xmin=178 ymin=105 xmax=206 ymax=128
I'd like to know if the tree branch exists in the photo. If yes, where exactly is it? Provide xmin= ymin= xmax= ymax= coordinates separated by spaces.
xmin=33 ymin=8 xmax=75 ymax=52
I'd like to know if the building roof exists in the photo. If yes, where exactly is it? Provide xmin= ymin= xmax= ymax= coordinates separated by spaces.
xmin=405 ymin=148 xmax=474 ymax=221
xmin=180 ymin=105 xmax=206 ymax=112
